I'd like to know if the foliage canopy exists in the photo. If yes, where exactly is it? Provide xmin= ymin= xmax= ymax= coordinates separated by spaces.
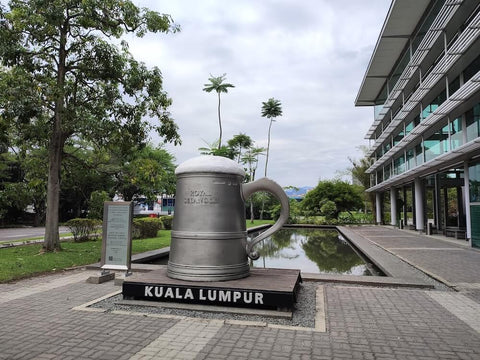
xmin=0 ymin=0 xmax=181 ymax=250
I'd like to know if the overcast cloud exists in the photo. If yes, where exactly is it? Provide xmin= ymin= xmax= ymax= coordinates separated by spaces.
xmin=127 ymin=0 xmax=390 ymax=187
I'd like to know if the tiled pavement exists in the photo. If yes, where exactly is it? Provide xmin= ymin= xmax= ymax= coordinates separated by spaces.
xmin=1 ymin=226 xmax=480 ymax=359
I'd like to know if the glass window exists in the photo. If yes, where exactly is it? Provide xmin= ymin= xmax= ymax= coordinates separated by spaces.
xmin=469 ymin=162 xmax=480 ymax=202
xmin=450 ymin=117 xmax=463 ymax=150
xmin=414 ymin=113 xmax=421 ymax=127
xmin=448 ymin=76 xmax=460 ymax=97
xmin=376 ymin=170 xmax=383 ymax=184
xmin=415 ymin=143 xmax=424 ymax=165
xmin=393 ymin=128 xmax=404 ymax=146
xmin=464 ymin=54 xmax=480 ymax=83
xmin=394 ymin=155 xmax=405 ymax=175
xmin=424 ymin=126 xmax=449 ymax=162
xmin=384 ymin=163 xmax=392 ymax=181
xmin=406 ymin=148 xmax=415 ymax=170
xmin=466 ymin=103 xmax=480 ymax=143
xmin=405 ymin=121 xmax=414 ymax=135
xmin=422 ymin=88 xmax=446 ymax=120
xmin=383 ymin=142 xmax=391 ymax=155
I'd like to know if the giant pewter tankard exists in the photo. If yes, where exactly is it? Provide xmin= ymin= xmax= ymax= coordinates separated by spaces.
xmin=167 ymin=155 xmax=290 ymax=281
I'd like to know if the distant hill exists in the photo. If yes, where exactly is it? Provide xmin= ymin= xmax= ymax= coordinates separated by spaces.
xmin=284 ymin=186 xmax=313 ymax=199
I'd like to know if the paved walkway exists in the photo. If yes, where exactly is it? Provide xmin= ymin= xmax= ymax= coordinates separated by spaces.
xmin=1 ymin=225 xmax=480 ymax=359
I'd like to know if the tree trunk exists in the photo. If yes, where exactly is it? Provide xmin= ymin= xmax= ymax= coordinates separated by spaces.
xmin=250 ymin=200 xmax=254 ymax=223
xmin=217 ymin=92 xmax=222 ymax=149
xmin=260 ymin=119 xmax=273 ymax=220
xmin=43 ymin=131 xmax=63 ymax=251
xmin=44 ymin=24 xmax=67 ymax=252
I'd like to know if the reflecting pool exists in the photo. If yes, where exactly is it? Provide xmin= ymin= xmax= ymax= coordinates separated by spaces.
xmin=251 ymin=228 xmax=373 ymax=276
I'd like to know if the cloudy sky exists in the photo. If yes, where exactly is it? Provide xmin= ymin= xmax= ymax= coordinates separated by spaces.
xmin=128 ymin=0 xmax=391 ymax=188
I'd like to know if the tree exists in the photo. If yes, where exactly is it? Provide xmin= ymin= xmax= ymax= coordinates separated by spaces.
xmin=241 ymin=146 xmax=265 ymax=222
xmin=302 ymin=180 xmax=364 ymax=219
xmin=114 ymin=144 xmax=176 ymax=202
xmin=261 ymin=97 xmax=283 ymax=177
xmin=228 ymin=133 xmax=252 ymax=163
xmin=0 ymin=1 xmax=181 ymax=251
xmin=198 ymin=139 xmax=236 ymax=159
xmin=202 ymin=74 xmax=235 ymax=148
xmin=260 ymin=97 xmax=282 ymax=219
xmin=348 ymin=145 xmax=375 ymax=216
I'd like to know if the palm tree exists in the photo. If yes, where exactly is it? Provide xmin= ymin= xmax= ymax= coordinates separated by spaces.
xmin=261 ymin=98 xmax=283 ymax=177
xmin=203 ymin=74 xmax=235 ymax=149
xmin=260 ymin=98 xmax=282 ymax=219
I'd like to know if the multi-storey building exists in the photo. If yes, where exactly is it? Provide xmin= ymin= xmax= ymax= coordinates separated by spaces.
xmin=355 ymin=0 xmax=480 ymax=247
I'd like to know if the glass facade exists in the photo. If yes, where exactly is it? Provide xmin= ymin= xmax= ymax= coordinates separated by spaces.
xmin=394 ymin=155 xmax=405 ymax=175
xmin=464 ymin=54 xmax=480 ymax=83
xmin=393 ymin=128 xmax=404 ymax=146
xmin=415 ymin=143 xmax=423 ymax=166
xmin=406 ymin=148 xmax=415 ymax=170
xmin=366 ymin=0 xmax=480 ymax=194
xmin=450 ymin=117 xmax=463 ymax=150
xmin=448 ymin=76 xmax=460 ymax=96
xmin=469 ymin=162 xmax=480 ymax=203
xmin=424 ymin=125 xmax=449 ymax=162
xmin=422 ymin=89 xmax=446 ymax=120
xmin=466 ymin=103 xmax=480 ymax=143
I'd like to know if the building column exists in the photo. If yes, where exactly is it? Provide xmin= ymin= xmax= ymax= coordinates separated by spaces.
xmin=390 ymin=188 xmax=397 ymax=226
xmin=414 ymin=177 xmax=424 ymax=231
xmin=376 ymin=192 xmax=383 ymax=225
xmin=464 ymin=161 xmax=472 ymax=243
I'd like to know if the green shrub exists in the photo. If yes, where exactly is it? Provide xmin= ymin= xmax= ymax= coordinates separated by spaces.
xmin=87 ymin=190 xmax=110 ymax=220
xmin=66 ymin=218 xmax=101 ymax=242
xmin=133 ymin=217 xmax=163 ymax=239
xmin=160 ymin=215 xmax=173 ymax=230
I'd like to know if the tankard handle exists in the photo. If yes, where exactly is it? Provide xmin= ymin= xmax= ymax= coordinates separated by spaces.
xmin=241 ymin=177 xmax=290 ymax=260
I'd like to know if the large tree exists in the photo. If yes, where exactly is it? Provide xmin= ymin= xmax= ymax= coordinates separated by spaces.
xmin=302 ymin=180 xmax=364 ymax=219
xmin=0 ymin=1 xmax=181 ymax=251
xmin=202 ymin=73 xmax=234 ymax=149
xmin=113 ymin=144 xmax=176 ymax=202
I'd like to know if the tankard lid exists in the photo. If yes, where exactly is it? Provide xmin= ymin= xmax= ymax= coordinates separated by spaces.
xmin=176 ymin=155 xmax=245 ymax=176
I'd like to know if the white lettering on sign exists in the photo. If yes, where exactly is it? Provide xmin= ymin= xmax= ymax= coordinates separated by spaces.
xmin=142 ymin=286 xmax=265 ymax=305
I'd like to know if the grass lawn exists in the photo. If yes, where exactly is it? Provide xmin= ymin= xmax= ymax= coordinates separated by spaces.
xmin=0 ymin=220 xmax=273 ymax=283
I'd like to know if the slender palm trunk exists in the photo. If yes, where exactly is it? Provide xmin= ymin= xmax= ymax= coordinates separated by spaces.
xmin=217 ymin=92 xmax=222 ymax=149
xmin=260 ymin=119 xmax=273 ymax=220
xmin=264 ymin=119 xmax=273 ymax=177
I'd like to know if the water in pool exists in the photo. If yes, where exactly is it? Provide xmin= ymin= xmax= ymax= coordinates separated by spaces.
xmin=251 ymin=228 xmax=373 ymax=276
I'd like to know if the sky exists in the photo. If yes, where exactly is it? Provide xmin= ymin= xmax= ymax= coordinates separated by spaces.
xmin=126 ymin=0 xmax=391 ymax=188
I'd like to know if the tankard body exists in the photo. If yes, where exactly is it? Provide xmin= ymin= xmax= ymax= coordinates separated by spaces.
xmin=167 ymin=156 xmax=289 ymax=281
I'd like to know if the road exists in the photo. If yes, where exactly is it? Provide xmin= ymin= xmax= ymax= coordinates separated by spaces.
xmin=0 ymin=226 xmax=69 ymax=243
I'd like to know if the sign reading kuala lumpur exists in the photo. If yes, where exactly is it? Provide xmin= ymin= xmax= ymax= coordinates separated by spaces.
xmin=121 ymin=278 xmax=300 ymax=310
xmin=143 ymin=285 xmax=264 ymax=305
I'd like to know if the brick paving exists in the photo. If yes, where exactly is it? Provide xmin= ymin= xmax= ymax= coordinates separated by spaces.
xmin=1 ymin=226 xmax=480 ymax=359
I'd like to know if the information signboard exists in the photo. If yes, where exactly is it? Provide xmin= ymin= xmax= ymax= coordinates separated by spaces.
xmin=101 ymin=201 xmax=133 ymax=271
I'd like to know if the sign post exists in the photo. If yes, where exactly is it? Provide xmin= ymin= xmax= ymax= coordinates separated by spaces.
xmin=101 ymin=201 xmax=133 ymax=274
